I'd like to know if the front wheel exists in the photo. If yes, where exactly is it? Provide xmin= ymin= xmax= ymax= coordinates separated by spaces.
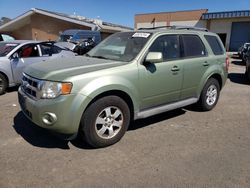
xmin=80 ymin=96 xmax=130 ymax=148
xmin=197 ymin=78 xmax=220 ymax=111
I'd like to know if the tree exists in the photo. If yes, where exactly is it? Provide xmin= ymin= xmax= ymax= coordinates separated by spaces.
xmin=0 ymin=17 xmax=11 ymax=26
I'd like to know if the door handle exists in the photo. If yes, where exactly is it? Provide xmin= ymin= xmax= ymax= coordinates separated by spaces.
xmin=171 ymin=66 xmax=180 ymax=72
xmin=203 ymin=61 xmax=209 ymax=66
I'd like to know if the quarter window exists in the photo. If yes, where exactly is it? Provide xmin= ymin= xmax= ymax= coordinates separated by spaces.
xmin=149 ymin=35 xmax=180 ymax=61
xmin=204 ymin=35 xmax=224 ymax=55
xmin=181 ymin=35 xmax=206 ymax=58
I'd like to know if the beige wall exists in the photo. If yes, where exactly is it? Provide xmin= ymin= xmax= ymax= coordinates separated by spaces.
xmin=8 ymin=14 xmax=115 ymax=41
xmin=137 ymin=21 xmax=167 ymax=29
xmin=11 ymin=24 xmax=32 ymax=40
xmin=135 ymin=9 xmax=208 ymax=29
xmin=170 ymin=20 xmax=207 ymax=28
xmin=9 ymin=14 xmax=91 ymax=41
xmin=209 ymin=17 xmax=250 ymax=50
xmin=30 ymin=14 xmax=91 ymax=41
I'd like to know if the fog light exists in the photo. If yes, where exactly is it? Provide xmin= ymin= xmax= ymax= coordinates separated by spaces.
xmin=42 ymin=112 xmax=57 ymax=126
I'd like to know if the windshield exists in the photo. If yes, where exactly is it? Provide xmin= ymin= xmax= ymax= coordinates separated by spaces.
xmin=86 ymin=32 xmax=151 ymax=62
xmin=0 ymin=42 xmax=19 ymax=57
xmin=58 ymin=35 xmax=73 ymax=42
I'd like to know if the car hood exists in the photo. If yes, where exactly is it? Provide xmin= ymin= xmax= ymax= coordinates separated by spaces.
xmin=24 ymin=56 xmax=127 ymax=81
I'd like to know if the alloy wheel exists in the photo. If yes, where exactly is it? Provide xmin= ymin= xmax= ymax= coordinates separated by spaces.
xmin=206 ymin=85 xmax=218 ymax=106
xmin=95 ymin=106 xmax=123 ymax=139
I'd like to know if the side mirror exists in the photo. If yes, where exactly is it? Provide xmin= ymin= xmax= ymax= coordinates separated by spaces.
xmin=12 ymin=52 xmax=19 ymax=59
xmin=145 ymin=52 xmax=163 ymax=63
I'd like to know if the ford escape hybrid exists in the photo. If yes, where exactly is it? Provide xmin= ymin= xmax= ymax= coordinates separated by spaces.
xmin=18 ymin=27 xmax=228 ymax=148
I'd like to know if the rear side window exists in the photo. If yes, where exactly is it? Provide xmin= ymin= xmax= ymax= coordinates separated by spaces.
xmin=181 ymin=35 xmax=206 ymax=58
xmin=205 ymin=35 xmax=224 ymax=55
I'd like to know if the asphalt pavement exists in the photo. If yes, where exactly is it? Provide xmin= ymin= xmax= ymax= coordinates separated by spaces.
xmin=0 ymin=59 xmax=249 ymax=188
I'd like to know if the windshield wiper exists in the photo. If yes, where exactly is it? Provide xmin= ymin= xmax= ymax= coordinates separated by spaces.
xmin=90 ymin=55 xmax=108 ymax=59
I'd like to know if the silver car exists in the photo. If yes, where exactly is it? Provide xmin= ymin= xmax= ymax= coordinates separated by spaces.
xmin=0 ymin=40 xmax=76 ymax=95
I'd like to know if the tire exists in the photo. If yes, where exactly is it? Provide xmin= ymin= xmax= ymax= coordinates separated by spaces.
xmin=197 ymin=78 xmax=220 ymax=111
xmin=0 ymin=73 xmax=8 ymax=95
xmin=80 ymin=96 xmax=130 ymax=148
xmin=246 ymin=63 xmax=250 ymax=80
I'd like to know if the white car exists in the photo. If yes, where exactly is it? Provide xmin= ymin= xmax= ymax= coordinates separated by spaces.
xmin=0 ymin=40 xmax=76 ymax=95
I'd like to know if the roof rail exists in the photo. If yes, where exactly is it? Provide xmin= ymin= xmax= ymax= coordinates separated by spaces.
xmin=175 ymin=26 xmax=208 ymax=32
xmin=137 ymin=26 xmax=176 ymax=30
xmin=137 ymin=25 xmax=208 ymax=32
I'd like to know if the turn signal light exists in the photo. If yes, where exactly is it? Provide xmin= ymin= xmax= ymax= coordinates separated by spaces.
xmin=61 ymin=83 xmax=72 ymax=95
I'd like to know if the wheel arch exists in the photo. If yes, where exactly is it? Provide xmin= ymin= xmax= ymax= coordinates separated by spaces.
xmin=209 ymin=73 xmax=223 ymax=89
xmin=197 ymin=71 xmax=224 ymax=99
xmin=84 ymin=90 xmax=135 ymax=120
xmin=0 ymin=71 xmax=9 ymax=86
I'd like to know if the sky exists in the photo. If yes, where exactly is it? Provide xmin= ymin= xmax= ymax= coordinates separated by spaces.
xmin=0 ymin=0 xmax=250 ymax=27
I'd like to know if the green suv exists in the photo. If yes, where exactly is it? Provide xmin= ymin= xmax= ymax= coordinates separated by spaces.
xmin=18 ymin=27 xmax=228 ymax=148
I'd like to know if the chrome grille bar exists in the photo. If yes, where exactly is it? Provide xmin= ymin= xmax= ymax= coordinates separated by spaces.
xmin=21 ymin=73 xmax=41 ymax=100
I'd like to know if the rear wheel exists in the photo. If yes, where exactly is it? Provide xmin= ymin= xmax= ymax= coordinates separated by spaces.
xmin=245 ymin=63 xmax=250 ymax=80
xmin=197 ymin=78 xmax=220 ymax=111
xmin=0 ymin=73 xmax=7 ymax=95
xmin=80 ymin=96 xmax=130 ymax=148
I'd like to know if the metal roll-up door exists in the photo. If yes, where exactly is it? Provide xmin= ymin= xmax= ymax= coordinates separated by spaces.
xmin=230 ymin=21 xmax=250 ymax=51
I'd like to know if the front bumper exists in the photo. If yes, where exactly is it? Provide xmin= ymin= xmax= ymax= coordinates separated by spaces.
xmin=18 ymin=87 xmax=92 ymax=136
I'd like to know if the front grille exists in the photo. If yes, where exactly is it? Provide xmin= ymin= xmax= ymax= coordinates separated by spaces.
xmin=21 ymin=73 xmax=40 ymax=99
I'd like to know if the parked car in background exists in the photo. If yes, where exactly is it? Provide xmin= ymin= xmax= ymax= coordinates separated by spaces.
xmin=18 ymin=27 xmax=228 ymax=148
xmin=0 ymin=34 xmax=15 ymax=42
xmin=73 ymin=38 xmax=96 ymax=55
xmin=58 ymin=29 xmax=101 ymax=55
xmin=238 ymin=42 xmax=250 ymax=62
xmin=245 ymin=47 xmax=250 ymax=80
xmin=58 ymin=29 xmax=101 ymax=44
xmin=0 ymin=40 xmax=75 ymax=95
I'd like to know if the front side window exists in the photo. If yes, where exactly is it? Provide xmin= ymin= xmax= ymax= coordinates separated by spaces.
xmin=18 ymin=44 xmax=40 ymax=58
xmin=87 ymin=32 xmax=152 ymax=62
xmin=58 ymin=35 xmax=73 ymax=42
xmin=182 ymin=35 xmax=206 ymax=58
xmin=149 ymin=35 xmax=180 ymax=61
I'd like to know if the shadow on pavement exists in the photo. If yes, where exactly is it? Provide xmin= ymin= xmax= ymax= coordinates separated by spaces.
xmin=13 ymin=108 xmax=187 ymax=149
xmin=6 ymin=86 xmax=19 ymax=93
xmin=231 ymin=60 xmax=245 ymax=66
xmin=129 ymin=109 xmax=186 ymax=131
xmin=13 ymin=111 xmax=70 ymax=149
xmin=228 ymin=73 xmax=250 ymax=85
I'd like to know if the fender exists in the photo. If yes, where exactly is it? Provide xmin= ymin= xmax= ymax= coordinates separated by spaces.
xmin=78 ymin=75 xmax=140 ymax=114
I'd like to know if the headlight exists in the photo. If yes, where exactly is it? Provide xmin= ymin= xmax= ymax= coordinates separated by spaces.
xmin=39 ymin=81 xmax=72 ymax=99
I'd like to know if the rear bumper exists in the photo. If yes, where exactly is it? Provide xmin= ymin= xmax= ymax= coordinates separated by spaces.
xmin=18 ymin=87 xmax=92 ymax=136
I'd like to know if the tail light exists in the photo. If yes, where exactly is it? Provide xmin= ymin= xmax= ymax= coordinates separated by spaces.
xmin=225 ymin=56 xmax=230 ymax=72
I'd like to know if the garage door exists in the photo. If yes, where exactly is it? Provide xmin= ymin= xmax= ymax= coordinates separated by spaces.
xmin=230 ymin=21 xmax=250 ymax=51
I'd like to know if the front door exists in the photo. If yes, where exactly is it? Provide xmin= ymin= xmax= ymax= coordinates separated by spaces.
xmin=11 ymin=44 xmax=43 ymax=83
xmin=138 ymin=34 xmax=183 ymax=109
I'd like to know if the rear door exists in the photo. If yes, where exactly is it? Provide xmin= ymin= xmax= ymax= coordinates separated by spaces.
xmin=138 ymin=34 xmax=184 ymax=109
xmin=180 ymin=34 xmax=209 ymax=99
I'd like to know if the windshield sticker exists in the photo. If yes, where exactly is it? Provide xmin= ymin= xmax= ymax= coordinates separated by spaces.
xmin=132 ymin=33 xmax=150 ymax=38
xmin=6 ymin=43 xmax=18 ymax=47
